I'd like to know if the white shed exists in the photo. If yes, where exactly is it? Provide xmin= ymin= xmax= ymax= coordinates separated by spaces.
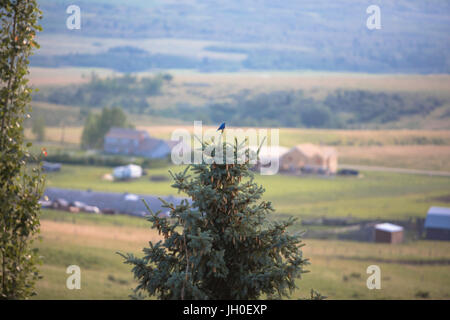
xmin=374 ymin=223 xmax=404 ymax=243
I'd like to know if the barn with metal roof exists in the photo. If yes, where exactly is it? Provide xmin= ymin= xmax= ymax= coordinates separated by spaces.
xmin=424 ymin=207 xmax=450 ymax=241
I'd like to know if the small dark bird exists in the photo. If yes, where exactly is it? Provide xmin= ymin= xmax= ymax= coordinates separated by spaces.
xmin=217 ymin=122 xmax=226 ymax=133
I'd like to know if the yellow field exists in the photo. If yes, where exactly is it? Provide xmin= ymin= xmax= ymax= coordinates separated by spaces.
xmin=275 ymin=128 xmax=450 ymax=147
xmin=165 ymin=72 xmax=450 ymax=101
xmin=140 ymin=126 xmax=450 ymax=170
xmin=30 ymin=67 xmax=450 ymax=92
xmin=29 ymin=67 xmax=116 ymax=86
xmin=338 ymin=145 xmax=450 ymax=171
xmin=32 ymin=124 xmax=450 ymax=148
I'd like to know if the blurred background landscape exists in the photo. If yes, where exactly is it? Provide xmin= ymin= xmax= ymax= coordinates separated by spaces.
xmin=26 ymin=0 xmax=450 ymax=300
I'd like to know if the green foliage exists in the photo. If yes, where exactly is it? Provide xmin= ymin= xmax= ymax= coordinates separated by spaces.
xmin=31 ymin=114 xmax=45 ymax=141
xmin=81 ymin=106 xmax=132 ymax=149
xmin=119 ymin=140 xmax=309 ymax=299
xmin=0 ymin=0 xmax=44 ymax=299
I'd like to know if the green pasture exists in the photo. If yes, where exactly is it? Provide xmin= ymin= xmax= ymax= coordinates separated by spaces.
xmin=42 ymin=164 xmax=450 ymax=220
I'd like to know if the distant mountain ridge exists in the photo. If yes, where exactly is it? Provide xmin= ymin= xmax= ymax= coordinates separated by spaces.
xmin=33 ymin=0 xmax=450 ymax=73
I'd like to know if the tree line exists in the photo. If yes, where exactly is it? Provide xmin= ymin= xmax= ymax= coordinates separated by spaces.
xmin=33 ymin=72 xmax=172 ymax=114
xmin=33 ymin=75 xmax=445 ymax=129
xmin=162 ymin=90 xmax=444 ymax=129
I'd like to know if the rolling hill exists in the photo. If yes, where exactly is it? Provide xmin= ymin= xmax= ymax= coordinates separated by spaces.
xmin=32 ymin=0 xmax=450 ymax=73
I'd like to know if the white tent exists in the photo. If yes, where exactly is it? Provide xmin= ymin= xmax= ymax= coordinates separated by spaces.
xmin=113 ymin=164 xmax=142 ymax=180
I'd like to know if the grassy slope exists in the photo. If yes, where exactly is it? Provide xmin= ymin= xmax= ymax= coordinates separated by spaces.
xmin=34 ymin=210 xmax=450 ymax=300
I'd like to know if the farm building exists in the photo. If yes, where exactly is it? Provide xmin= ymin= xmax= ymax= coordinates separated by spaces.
xmin=113 ymin=164 xmax=142 ymax=180
xmin=104 ymin=128 xmax=171 ymax=159
xmin=374 ymin=223 xmax=404 ymax=244
xmin=424 ymin=207 xmax=450 ymax=241
xmin=43 ymin=187 xmax=185 ymax=217
xmin=279 ymin=143 xmax=338 ymax=174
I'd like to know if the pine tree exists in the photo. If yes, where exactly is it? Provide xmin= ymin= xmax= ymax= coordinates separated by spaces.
xmin=119 ymin=139 xmax=309 ymax=300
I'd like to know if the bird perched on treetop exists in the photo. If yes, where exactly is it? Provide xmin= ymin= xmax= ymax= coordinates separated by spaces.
xmin=217 ymin=122 xmax=226 ymax=133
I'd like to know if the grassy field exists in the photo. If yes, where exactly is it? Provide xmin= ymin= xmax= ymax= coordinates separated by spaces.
xmin=33 ymin=209 xmax=450 ymax=300
xmin=41 ymin=164 xmax=450 ymax=221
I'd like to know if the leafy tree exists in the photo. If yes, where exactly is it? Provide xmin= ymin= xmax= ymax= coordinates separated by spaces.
xmin=31 ymin=114 xmax=45 ymax=142
xmin=81 ymin=106 xmax=132 ymax=149
xmin=0 ymin=0 xmax=44 ymax=299
xmin=119 ymin=139 xmax=309 ymax=299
